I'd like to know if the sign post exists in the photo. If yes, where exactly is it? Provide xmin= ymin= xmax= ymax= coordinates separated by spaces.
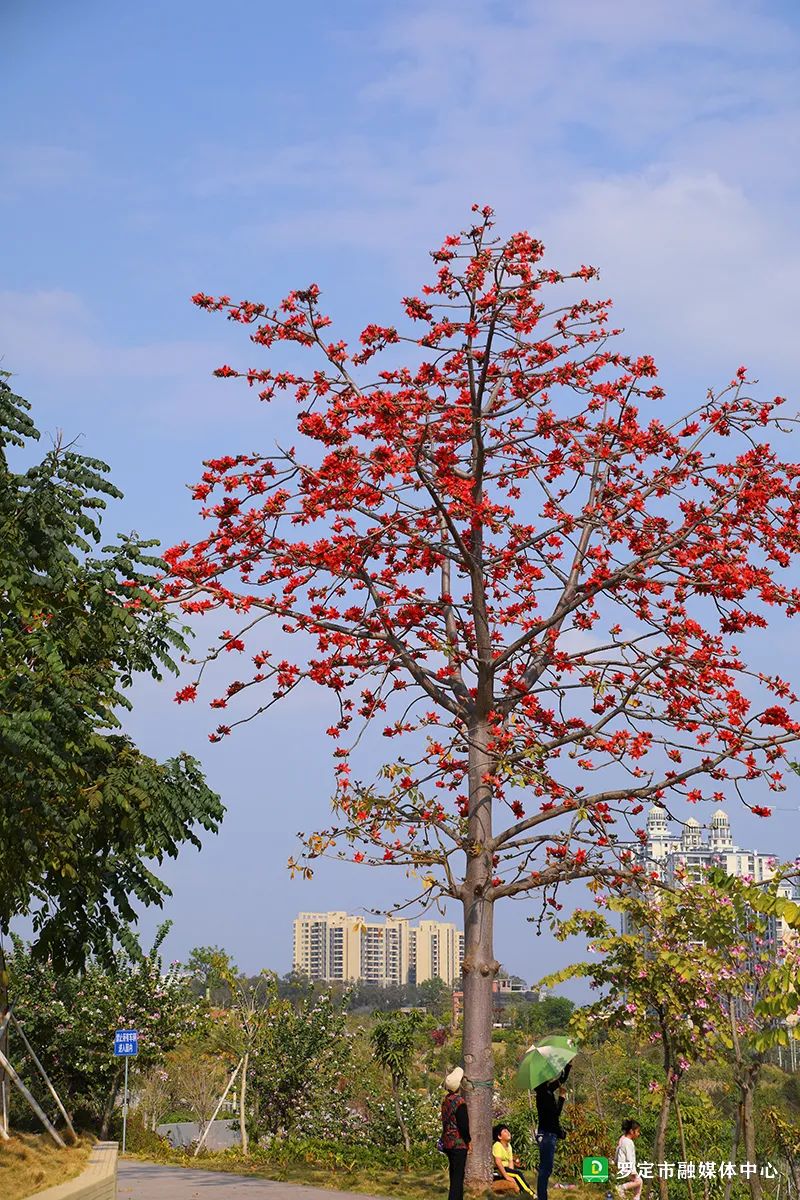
xmin=113 ymin=1029 xmax=138 ymax=1154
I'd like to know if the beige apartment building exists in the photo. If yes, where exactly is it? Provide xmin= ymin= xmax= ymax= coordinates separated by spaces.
xmin=292 ymin=911 xmax=464 ymax=987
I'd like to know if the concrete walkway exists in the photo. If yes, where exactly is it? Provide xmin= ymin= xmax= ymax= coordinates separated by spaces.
xmin=118 ymin=1160 xmax=389 ymax=1200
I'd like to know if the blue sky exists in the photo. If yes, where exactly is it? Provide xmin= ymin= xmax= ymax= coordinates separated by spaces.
xmin=3 ymin=0 xmax=800 ymax=988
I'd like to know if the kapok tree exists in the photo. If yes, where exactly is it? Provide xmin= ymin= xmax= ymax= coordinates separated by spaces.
xmin=165 ymin=207 xmax=800 ymax=1181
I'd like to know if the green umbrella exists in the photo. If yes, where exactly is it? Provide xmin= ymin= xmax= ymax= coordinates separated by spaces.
xmin=514 ymin=1034 xmax=578 ymax=1091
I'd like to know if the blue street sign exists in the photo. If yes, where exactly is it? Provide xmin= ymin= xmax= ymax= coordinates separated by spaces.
xmin=114 ymin=1029 xmax=138 ymax=1056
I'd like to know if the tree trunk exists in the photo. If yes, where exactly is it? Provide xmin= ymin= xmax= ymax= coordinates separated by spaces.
xmin=392 ymin=1078 xmax=411 ymax=1153
xmin=723 ymin=1105 xmax=741 ymax=1200
xmin=741 ymin=1079 xmax=761 ymax=1200
xmin=0 ymin=941 xmax=9 ymax=1138
xmin=100 ymin=1062 xmax=122 ymax=1139
xmin=239 ymin=1051 xmax=249 ymax=1156
xmin=675 ymin=1096 xmax=694 ymax=1200
xmin=654 ymin=1075 xmax=675 ymax=1200
xmin=462 ymin=718 xmax=497 ymax=1189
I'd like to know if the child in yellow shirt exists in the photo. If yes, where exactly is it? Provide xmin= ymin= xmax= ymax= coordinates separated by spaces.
xmin=492 ymin=1124 xmax=533 ymax=1195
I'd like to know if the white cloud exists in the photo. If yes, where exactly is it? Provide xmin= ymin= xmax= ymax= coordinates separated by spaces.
xmin=546 ymin=168 xmax=800 ymax=380
xmin=0 ymin=289 xmax=214 ymax=380
xmin=209 ymin=0 xmax=800 ymax=390
xmin=4 ymin=144 xmax=90 ymax=190
xmin=0 ymin=289 xmax=263 ymax=439
xmin=7 ymin=2 xmax=800 ymax=438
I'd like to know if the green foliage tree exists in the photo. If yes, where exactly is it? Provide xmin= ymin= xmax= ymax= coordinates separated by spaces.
xmin=702 ymin=870 xmax=800 ymax=1200
xmin=0 ymin=372 xmax=224 ymax=974
xmin=416 ymin=977 xmax=451 ymax=1019
xmin=276 ymin=971 xmax=314 ymax=1005
xmin=370 ymin=1011 xmax=422 ymax=1151
xmin=6 ymin=923 xmax=203 ymax=1136
xmin=542 ymin=884 xmax=741 ymax=1200
xmin=184 ymin=946 xmax=237 ymax=1005
xmin=165 ymin=1043 xmax=228 ymax=1138
xmin=509 ymin=995 xmax=575 ymax=1038
xmin=136 ymin=1064 xmax=173 ymax=1132
xmin=207 ymin=967 xmax=275 ymax=1155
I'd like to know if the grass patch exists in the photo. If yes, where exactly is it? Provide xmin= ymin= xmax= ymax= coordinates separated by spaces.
xmin=0 ymin=1131 xmax=93 ymax=1200
xmin=126 ymin=1142 xmax=602 ymax=1200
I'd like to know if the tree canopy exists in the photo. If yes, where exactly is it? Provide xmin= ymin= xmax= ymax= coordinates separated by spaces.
xmin=166 ymin=208 xmax=800 ymax=1178
xmin=545 ymin=874 xmax=800 ymax=1200
xmin=0 ymin=373 xmax=224 ymax=968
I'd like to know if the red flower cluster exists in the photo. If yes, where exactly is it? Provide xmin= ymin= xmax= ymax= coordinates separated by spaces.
xmin=167 ymin=210 xmax=800 ymax=907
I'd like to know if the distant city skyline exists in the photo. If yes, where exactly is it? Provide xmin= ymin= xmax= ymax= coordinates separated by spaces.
xmin=639 ymin=804 xmax=798 ymax=885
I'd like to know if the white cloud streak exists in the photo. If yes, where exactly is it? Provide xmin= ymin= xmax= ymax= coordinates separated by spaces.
xmin=186 ymin=0 xmax=800 ymax=385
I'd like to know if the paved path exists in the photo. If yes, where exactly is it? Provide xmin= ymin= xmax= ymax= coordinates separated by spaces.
xmin=118 ymin=1160 xmax=388 ymax=1200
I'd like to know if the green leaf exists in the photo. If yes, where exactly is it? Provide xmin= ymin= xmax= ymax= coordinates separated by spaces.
xmin=0 ymin=371 xmax=224 ymax=968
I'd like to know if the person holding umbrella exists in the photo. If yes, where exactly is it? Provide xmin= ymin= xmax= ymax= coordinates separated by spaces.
xmin=513 ymin=1036 xmax=578 ymax=1200
xmin=534 ymin=1064 xmax=571 ymax=1200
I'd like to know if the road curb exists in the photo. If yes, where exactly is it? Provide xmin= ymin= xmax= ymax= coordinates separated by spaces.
xmin=28 ymin=1140 xmax=118 ymax=1200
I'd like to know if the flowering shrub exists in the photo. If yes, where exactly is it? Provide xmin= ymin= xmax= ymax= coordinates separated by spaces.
xmin=6 ymin=923 xmax=205 ymax=1133
xmin=364 ymin=1092 xmax=441 ymax=1149
xmin=258 ymin=1134 xmax=443 ymax=1172
xmin=253 ymin=991 xmax=354 ymax=1139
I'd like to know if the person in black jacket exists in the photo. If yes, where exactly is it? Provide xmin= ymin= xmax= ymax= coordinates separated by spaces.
xmin=534 ymin=1064 xmax=571 ymax=1200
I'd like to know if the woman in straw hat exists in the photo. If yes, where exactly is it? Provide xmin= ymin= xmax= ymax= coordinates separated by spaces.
xmin=440 ymin=1067 xmax=471 ymax=1200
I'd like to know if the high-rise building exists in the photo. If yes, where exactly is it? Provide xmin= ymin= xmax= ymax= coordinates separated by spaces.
xmin=641 ymin=805 xmax=782 ymax=882
xmin=292 ymin=911 xmax=464 ymax=986
xmin=625 ymin=806 xmax=800 ymax=1067
xmin=410 ymin=919 xmax=464 ymax=987
xmin=629 ymin=805 xmax=799 ymax=946
xmin=292 ymin=911 xmax=362 ymax=983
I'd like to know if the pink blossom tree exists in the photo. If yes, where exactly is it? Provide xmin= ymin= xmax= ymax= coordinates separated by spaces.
xmin=545 ymin=873 xmax=800 ymax=1200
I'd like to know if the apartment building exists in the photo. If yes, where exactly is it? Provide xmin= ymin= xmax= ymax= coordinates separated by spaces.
xmin=292 ymin=911 xmax=464 ymax=986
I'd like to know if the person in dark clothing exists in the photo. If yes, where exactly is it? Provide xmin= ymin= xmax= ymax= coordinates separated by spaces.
xmin=441 ymin=1066 xmax=471 ymax=1200
xmin=534 ymin=1064 xmax=571 ymax=1200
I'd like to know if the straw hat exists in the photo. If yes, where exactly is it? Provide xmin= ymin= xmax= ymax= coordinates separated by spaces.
xmin=444 ymin=1066 xmax=464 ymax=1092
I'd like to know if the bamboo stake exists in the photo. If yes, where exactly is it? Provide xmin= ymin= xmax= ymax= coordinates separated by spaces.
xmin=0 ymin=1045 xmax=65 ymax=1147
xmin=0 ymin=1011 xmax=11 ymax=1139
xmin=193 ymin=1059 xmax=243 ymax=1157
xmin=11 ymin=1013 xmax=77 ymax=1142
xmin=0 ymin=1079 xmax=8 ymax=1140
